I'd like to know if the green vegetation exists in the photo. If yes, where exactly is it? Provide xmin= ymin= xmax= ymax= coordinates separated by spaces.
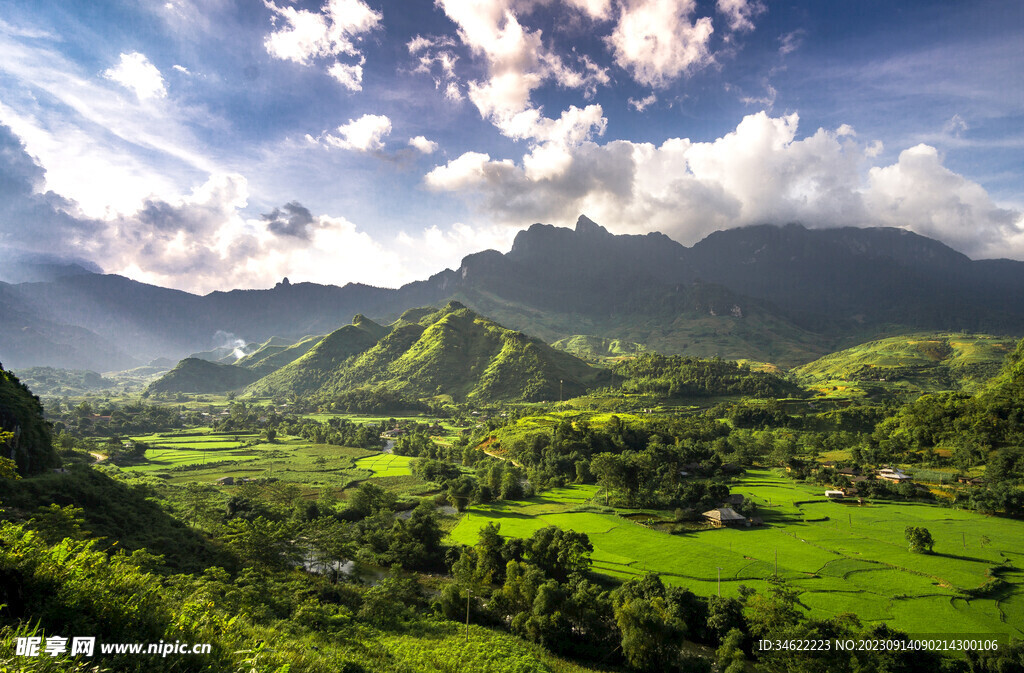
xmin=9 ymin=323 xmax=1024 ymax=673
xmin=234 ymin=334 xmax=323 ymax=372
xmin=613 ymin=352 xmax=804 ymax=399
xmin=11 ymin=367 xmax=115 ymax=396
xmin=450 ymin=469 xmax=1024 ymax=640
xmin=551 ymin=335 xmax=648 ymax=361
xmin=146 ymin=358 xmax=263 ymax=394
xmin=792 ymin=333 xmax=1016 ymax=399
xmin=248 ymin=303 xmax=611 ymax=403
xmin=355 ymin=453 xmax=414 ymax=478
xmin=245 ymin=315 xmax=394 ymax=397
xmin=0 ymin=364 xmax=58 ymax=475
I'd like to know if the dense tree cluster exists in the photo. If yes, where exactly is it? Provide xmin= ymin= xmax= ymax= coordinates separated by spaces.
xmin=612 ymin=353 xmax=803 ymax=399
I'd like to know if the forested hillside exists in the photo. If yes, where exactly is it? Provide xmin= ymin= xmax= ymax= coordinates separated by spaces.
xmin=0 ymin=364 xmax=58 ymax=475
xmin=247 ymin=303 xmax=610 ymax=403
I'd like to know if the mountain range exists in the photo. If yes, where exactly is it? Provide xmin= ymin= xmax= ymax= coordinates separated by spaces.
xmin=3 ymin=216 xmax=1024 ymax=371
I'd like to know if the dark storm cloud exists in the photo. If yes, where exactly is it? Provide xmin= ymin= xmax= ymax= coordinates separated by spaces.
xmin=0 ymin=123 xmax=97 ymax=249
xmin=261 ymin=201 xmax=317 ymax=239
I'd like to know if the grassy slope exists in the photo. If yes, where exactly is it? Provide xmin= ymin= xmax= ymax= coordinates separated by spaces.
xmin=791 ymin=333 xmax=1017 ymax=396
xmin=146 ymin=358 xmax=264 ymax=394
xmin=235 ymin=335 xmax=323 ymax=372
xmin=245 ymin=318 xmax=386 ymax=397
xmin=249 ymin=304 xmax=610 ymax=403
xmin=551 ymin=335 xmax=649 ymax=362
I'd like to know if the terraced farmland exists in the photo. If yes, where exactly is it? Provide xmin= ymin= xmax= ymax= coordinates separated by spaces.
xmin=449 ymin=470 xmax=1024 ymax=639
xmin=354 ymin=453 xmax=415 ymax=477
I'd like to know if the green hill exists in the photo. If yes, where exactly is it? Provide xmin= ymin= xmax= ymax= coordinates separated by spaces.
xmin=247 ymin=303 xmax=612 ymax=402
xmin=791 ymin=333 xmax=1017 ymax=397
xmin=145 ymin=358 xmax=264 ymax=394
xmin=551 ymin=335 xmax=648 ymax=361
xmin=0 ymin=364 xmax=59 ymax=475
xmin=234 ymin=334 xmax=323 ymax=372
xmin=245 ymin=316 xmax=387 ymax=397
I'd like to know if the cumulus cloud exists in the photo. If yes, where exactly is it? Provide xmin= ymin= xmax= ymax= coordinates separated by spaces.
xmin=565 ymin=0 xmax=613 ymax=21
xmin=327 ymin=61 xmax=364 ymax=91
xmin=313 ymin=114 xmax=392 ymax=151
xmin=716 ymin=0 xmax=764 ymax=33
xmin=434 ymin=0 xmax=609 ymax=143
xmin=606 ymin=0 xmax=714 ymax=88
xmin=263 ymin=0 xmax=380 ymax=90
xmin=0 ymin=120 xmax=479 ymax=293
xmin=104 ymin=52 xmax=167 ymax=100
xmin=865 ymin=144 xmax=1020 ymax=257
xmin=424 ymin=110 xmax=1024 ymax=259
xmin=408 ymin=135 xmax=438 ymax=153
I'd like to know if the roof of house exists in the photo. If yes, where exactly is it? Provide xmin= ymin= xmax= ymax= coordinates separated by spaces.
xmin=702 ymin=507 xmax=746 ymax=522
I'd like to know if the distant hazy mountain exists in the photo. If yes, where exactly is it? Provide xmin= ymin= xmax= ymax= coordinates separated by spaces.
xmin=246 ymin=303 xmax=611 ymax=403
xmin=4 ymin=216 xmax=1024 ymax=369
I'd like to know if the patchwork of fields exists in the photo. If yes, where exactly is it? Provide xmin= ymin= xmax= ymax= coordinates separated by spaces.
xmin=449 ymin=470 xmax=1024 ymax=640
xmin=120 ymin=426 xmax=435 ymax=497
xmin=117 ymin=428 xmax=1024 ymax=639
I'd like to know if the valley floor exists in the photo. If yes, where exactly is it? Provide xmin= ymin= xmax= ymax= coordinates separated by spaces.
xmin=450 ymin=469 xmax=1024 ymax=641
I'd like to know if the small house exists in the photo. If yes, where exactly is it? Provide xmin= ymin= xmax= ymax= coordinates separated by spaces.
xmin=877 ymin=467 xmax=911 ymax=482
xmin=216 ymin=476 xmax=235 ymax=486
xmin=825 ymin=490 xmax=845 ymax=499
xmin=702 ymin=507 xmax=747 ymax=528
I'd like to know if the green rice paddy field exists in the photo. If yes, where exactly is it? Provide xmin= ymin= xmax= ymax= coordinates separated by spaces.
xmin=121 ymin=430 xmax=425 ymax=494
xmin=449 ymin=470 xmax=1024 ymax=640
xmin=354 ymin=453 xmax=414 ymax=477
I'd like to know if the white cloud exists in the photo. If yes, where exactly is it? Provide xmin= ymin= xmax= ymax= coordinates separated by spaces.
xmin=434 ymin=0 xmax=609 ymax=143
xmin=864 ymin=144 xmax=1021 ymax=258
xmin=327 ymin=61 xmax=364 ymax=91
xmin=0 ymin=35 xmax=219 ymax=217
xmin=423 ymin=110 xmax=1024 ymax=259
xmin=425 ymin=151 xmax=515 ymax=190
xmin=408 ymin=135 xmax=439 ymax=153
xmin=0 ymin=131 xmax=422 ymax=293
xmin=716 ymin=0 xmax=764 ymax=33
xmin=263 ymin=0 xmax=381 ymax=89
xmin=944 ymin=113 xmax=969 ymax=137
xmin=778 ymin=29 xmax=804 ymax=56
xmin=172 ymin=64 xmax=191 ymax=74
xmin=739 ymin=83 xmax=776 ymax=108
xmin=318 ymin=114 xmax=392 ymax=151
xmin=628 ymin=93 xmax=657 ymax=112
xmin=395 ymin=221 xmax=517 ymax=278
xmin=607 ymin=0 xmax=714 ymax=88
xmin=565 ymin=0 xmax=612 ymax=21
xmin=444 ymin=81 xmax=463 ymax=101
xmin=104 ymin=52 xmax=167 ymax=100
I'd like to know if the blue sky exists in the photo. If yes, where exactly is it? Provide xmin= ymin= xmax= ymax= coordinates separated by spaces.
xmin=0 ymin=0 xmax=1021 ymax=293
